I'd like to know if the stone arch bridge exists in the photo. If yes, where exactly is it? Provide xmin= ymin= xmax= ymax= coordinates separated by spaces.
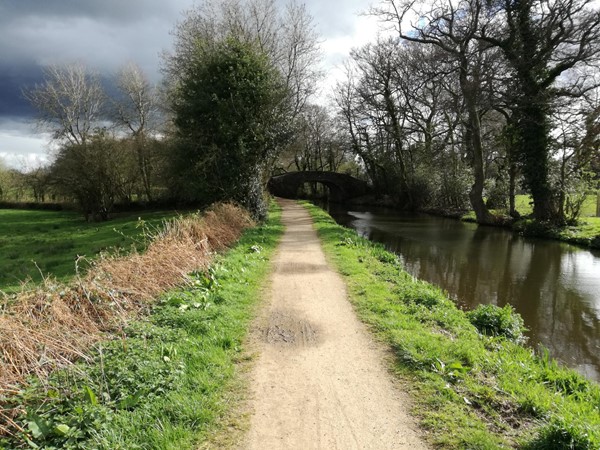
xmin=268 ymin=171 xmax=371 ymax=202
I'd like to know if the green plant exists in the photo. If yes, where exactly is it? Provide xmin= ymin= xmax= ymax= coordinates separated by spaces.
xmin=466 ymin=304 xmax=527 ymax=343
xmin=0 ymin=201 xmax=283 ymax=449
xmin=525 ymin=418 xmax=598 ymax=450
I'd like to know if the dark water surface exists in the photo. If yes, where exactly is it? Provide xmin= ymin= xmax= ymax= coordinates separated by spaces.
xmin=326 ymin=203 xmax=600 ymax=382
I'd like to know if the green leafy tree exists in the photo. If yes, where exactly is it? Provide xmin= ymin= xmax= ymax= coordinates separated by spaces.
xmin=171 ymin=37 xmax=286 ymax=219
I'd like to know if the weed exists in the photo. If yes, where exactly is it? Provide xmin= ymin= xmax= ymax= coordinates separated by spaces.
xmin=524 ymin=418 xmax=599 ymax=450
xmin=466 ymin=304 xmax=527 ymax=343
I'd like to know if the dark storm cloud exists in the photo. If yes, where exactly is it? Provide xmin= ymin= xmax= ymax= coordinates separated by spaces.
xmin=0 ymin=0 xmax=364 ymax=120
xmin=0 ymin=0 xmax=370 ymax=165
xmin=0 ymin=0 xmax=183 ymax=25
xmin=0 ymin=0 xmax=194 ymax=123
xmin=0 ymin=62 xmax=42 ymax=118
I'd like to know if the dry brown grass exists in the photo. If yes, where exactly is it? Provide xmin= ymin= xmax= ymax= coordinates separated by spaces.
xmin=0 ymin=203 xmax=253 ymax=435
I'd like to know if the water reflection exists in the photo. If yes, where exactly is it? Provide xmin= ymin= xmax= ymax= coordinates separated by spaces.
xmin=327 ymin=204 xmax=600 ymax=382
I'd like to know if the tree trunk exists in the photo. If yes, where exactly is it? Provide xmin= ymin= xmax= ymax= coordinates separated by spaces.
xmin=383 ymin=86 xmax=412 ymax=206
xmin=468 ymin=118 xmax=494 ymax=224
xmin=509 ymin=160 xmax=519 ymax=218
xmin=460 ymin=63 xmax=493 ymax=224
xmin=517 ymin=99 xmax=563 ymax=224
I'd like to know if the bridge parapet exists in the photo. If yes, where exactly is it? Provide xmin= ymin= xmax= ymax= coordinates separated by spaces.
xmin=268 ymin=171 xmax=371 ymax=201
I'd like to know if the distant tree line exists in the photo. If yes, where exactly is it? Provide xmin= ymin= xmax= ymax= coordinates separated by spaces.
xmin=15 ymin=0 xmax=600 ymax=226
xmin=331 ymin=0 xmax=600 ymax=225
xmin=20 ymin=0 xmax=322 ymax=221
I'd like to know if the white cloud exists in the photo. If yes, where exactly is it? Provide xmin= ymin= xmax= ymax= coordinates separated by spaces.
xmin=0 ymin=120 xmax=51 ymax=169
xmin=318 ymin=12 xmax=389 ymax=103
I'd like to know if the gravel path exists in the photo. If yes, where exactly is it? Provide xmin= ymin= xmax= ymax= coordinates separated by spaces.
xmin=241 ymin=199 xmax=428 ymax=449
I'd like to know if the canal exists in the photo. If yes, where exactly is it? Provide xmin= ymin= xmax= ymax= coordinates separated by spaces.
xmin=326 ymin=203 xmax=600 ymax=382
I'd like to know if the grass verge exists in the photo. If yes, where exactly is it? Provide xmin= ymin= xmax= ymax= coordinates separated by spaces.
xmin=304 ymin=201 xmax=600 ymax=449
xmin=461 ymin=195 xmax=600 ymax=249
xmin=0 ymin=202 xmax=283 ymax=449
xmin=1 ymin=204 xmax=255 ymax=395
xmin=0 ymin=209 xmax=179 ymax=292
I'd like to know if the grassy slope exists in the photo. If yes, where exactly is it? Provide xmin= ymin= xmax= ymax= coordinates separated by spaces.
xmin=304 ymin=202 xmax=600 ymax=450
xmin=0 ymin=203 xmax=283 ymax=450
xmin=0 ymin=209 xmax=178 ymax=291
xmin=462 ymin=195 xmax=600 ymax=248
xmin=514 ymin=194 xmax=598 ymax=218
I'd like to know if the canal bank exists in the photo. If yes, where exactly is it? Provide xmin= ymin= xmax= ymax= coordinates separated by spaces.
xmin=324 ymin=202 xmax=600 ymax=384
xmin=304 ymin=201 xmax=600 ymax=449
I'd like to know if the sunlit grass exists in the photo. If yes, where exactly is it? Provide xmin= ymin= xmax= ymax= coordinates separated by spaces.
xmin=305 ymin=201 xmax=600 ymax=449
xmin=515 ymin=194 xmax=598 ymax=217
xmin=0 ymin=209 xmax=179 ymax=291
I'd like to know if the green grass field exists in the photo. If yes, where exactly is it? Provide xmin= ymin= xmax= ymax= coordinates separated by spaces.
xmin=0 ymin=203 xmax=283 ymax=449
xmin=0 ymin=209 xmax=179 ymax=291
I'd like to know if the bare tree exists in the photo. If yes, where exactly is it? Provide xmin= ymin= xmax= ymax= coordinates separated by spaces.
xmin=114 ymin=63 xmax=161 ymax=138
xmin=24 ymin=63 xmax=105 ymax=146
xmin=351 ymin=39 xmax=415 ymax=203
xmin=281 ymin=104 xmax=349 ymax=173
xmin=335 ymin=38 xmax=475 ymax=209
xmin=371 ymin=0 xmax=502 ymax=222
xmin=112 ymin=63 xmax=163 ymax=201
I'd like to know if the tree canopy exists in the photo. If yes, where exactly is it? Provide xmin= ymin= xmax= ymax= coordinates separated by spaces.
xmin=170 ymin=37 xmax=287 ymax=219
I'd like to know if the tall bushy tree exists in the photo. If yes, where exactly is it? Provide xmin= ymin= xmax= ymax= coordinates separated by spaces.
xmin=164 ymin=0 xmax=321 ymax=122
xmin=171 ymin=37 xmax=286 ymax=219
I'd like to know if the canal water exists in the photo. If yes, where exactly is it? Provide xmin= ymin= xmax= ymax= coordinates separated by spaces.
xmin=325 ymin=203 xmax=600 ymax=382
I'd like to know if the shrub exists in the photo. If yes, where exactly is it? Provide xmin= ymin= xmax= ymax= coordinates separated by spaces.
xmin=525 ymin=418 xmax=598 ymax=450
xmin=466 ymin=304 xmax=527 ymax=343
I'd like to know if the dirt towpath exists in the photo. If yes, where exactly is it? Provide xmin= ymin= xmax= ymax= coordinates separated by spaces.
xmin=241 ymin=200 xmax=428 ymax=450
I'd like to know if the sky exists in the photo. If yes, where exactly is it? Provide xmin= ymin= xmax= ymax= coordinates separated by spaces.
xmin=0 ymin=0 xmax=381 ymax=169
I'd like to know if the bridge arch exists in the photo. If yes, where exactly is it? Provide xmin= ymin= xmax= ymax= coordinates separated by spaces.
xmin=268 ymin=171 xmax=371 ymax=202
